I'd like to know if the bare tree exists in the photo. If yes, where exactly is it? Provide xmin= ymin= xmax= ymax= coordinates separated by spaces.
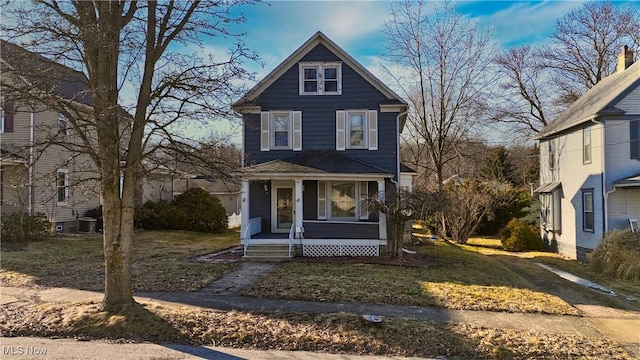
xmin=542 ymin=1 xmax=640 ymax=104
xmin=382 ymin=0 xmax=497 ymax=190
xmin=2 ymin=1 xmax=257 ymax=311
xmin=492 ymin=46 xmax=560 ymax=137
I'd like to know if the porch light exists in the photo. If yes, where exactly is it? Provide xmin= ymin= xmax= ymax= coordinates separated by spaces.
xmin=263 ymin=183 xmax=269 ymax=193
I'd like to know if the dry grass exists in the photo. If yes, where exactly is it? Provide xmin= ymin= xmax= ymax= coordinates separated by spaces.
xmin=0 ymin=300 xmax=632 ymax=359
xmin=243 ymin=240 xmax=580 ymax=315
xmin=0 ymin=229 xmax=240 ymax=292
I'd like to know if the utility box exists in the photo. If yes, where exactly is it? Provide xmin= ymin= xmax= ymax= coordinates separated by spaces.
xmin=77 ymin=217 xmax=97 ymax=233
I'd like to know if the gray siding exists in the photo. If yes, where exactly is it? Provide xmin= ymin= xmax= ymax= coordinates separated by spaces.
xmin=249 ymin=181 xmax=271 ymax=232
xmin=244 ymin=44 xmax=399 ymax=179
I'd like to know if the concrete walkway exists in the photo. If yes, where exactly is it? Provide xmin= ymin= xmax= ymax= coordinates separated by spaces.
xmin=2 ymin=261 xmax=640 ymax=357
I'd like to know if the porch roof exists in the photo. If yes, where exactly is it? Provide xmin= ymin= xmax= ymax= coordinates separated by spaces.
xmin=534 ymin=181 xmax=561 ymax=194
xmin=0 ymin=148 xmax=27 ymax=166
xmin=243 ymin=150 xmax=392 ymax=180
xmin=614 ymin=173 xmax=640 ymax=188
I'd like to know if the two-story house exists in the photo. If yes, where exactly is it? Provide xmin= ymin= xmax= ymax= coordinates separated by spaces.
xmin=233 ymin=32 xmax=410 ymax=259
xmin=1 ymin=40 xmax=100 ymax=232
xmin=535 ymin=46 xmax=640 ymax=260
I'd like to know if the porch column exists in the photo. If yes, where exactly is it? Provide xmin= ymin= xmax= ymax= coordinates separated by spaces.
xmin=240 ymin=180 xmax=250 ymax=243
xmin=377 ymin=179 xmax=387 ymax=240
xmin=294 ymin=179 xmax=304 ymax=237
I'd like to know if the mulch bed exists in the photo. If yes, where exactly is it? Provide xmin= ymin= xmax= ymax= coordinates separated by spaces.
xmin=293 ymin=252 xmax=433 ymax=266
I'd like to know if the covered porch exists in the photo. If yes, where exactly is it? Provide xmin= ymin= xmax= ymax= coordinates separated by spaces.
xmin=240 ymin=151 xmax=391 ymax=257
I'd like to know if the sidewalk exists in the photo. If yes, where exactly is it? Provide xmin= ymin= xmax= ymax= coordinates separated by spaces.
xmin=2 ymin=261 xmax=640 ymax=357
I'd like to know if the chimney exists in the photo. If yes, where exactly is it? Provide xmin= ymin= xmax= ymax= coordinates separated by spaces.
xmin=617 ymin=45 xmax=634 ymax=73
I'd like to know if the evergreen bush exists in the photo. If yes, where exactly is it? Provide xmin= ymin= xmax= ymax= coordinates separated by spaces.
xmin=590 ymin=230 xmax=640 ymax=281
xmin=501 ymin=218 xmax=542 ymax=252
xmin=84 ymin=206 xmax=103 ymax=232
xmin=1 ymin=212 xmax=51 ymax=243
xmin=172 ymin=187 xmax=228 ymax=233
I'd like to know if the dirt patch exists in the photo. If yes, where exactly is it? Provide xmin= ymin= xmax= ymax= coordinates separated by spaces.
xmin=195 ymin=247 xmax=244 ymax=263
xmin=294 ymin=253 xmax=433 ymax=266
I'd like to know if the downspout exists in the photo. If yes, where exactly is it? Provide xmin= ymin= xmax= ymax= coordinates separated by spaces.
xmin=391 ymin=111 xmax=408 ymax=190
xmin=590 ymin=117 xmax=613 ymax=234
xmin=28 ymin=111 xmax=34 ymax=215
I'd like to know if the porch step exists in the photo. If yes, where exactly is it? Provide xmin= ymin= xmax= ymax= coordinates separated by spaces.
xmin=244 ymin=244 xmax=293 ymax=262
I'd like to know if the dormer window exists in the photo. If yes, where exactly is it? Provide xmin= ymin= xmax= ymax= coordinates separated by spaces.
xmin=299 ymin=62 xmax=342 ymax=95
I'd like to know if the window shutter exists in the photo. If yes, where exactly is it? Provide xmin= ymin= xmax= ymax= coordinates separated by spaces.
xmin=359 ymin=181 xmax=369 ymax=220
xmin=3 ymin=100 xmax=14 ymax=133
xmin=368 ymin=110 xmax=378 ymax=150
xmin=293 ymin=111 xmax=302 ymax=151
xmin=317 ymin=181 xmax=326 ymax=219
xmin=631 ymin=120 xmax=639 ymax=160
xmin=260 ymin=112 xmax=270 ymax=151
xmin=336 ymin=110 xmax=345 ymax=151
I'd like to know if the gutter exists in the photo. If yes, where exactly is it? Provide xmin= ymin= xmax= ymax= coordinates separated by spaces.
xmin=28 ymin=111 xmax=34 ymax=215
xmin=392 ymin=111 xmax=408 ymax=191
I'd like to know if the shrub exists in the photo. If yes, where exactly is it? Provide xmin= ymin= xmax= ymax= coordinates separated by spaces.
xmin=135 ymin=200 xmax=185 ymax=230
xmin=172 ymin=187 xmax=228 ymax=233
xmin=1 ymin=212 xmax=51 ymax=243
xmin=476 ymin=187 xmax=532 ymax=236
xmin=501 ymin=218 xmax=542 ymax=252
xmin=590 ymin=230 xmax=640 ymax=281
xmin=84 ymin=206 xmax=103 ymax=232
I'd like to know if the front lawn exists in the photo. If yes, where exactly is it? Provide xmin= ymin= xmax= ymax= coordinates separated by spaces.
xmin=242 ymin=241 xmax=582 ymax=315
xmin=0 ymin=229 xmax=240 ymax=292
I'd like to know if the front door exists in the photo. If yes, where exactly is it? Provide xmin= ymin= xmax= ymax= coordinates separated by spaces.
xmin=273 ymin=186 xmax=293 ymax=232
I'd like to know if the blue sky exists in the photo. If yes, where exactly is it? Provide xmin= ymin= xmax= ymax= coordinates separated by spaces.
xmin=226 ymin=0 xmax=613 ymax=81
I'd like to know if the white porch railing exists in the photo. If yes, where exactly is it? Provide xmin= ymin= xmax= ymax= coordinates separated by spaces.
xmin=288 ymin=224 xmax=295 ymax=258
xmin=243 ymin=217 xmax=262 ymax=255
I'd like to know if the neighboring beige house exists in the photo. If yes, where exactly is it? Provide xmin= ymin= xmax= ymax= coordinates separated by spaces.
xmin=535 ymin=46 xmax=640 ymax=260
xmin=140 ymin=172 xmax=241 ymax=216
xmin=1 ymin=40 xmax=100 ymax=232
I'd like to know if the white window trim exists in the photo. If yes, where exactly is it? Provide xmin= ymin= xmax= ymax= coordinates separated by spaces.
xmin=0 ymin=96 xmax=4 ymax=133
xmin=270 ymin=111 xmax=293 ymax=150
xmin=346 ymin=110 xmax=368 ymax=149
xmin=56 ymin=169 xmax=69 ymax=205
xmin=318 ymin=181 xmax=370 ymax=221
xmin=58 ymin=113 xmax=68 ymax=135
xmin=299 ymin=62 xmax=342 ymax=95
xmin=582 ymin=189 xmax=594 ymax=232
xmin=583 ymin=127 xmax=591 ymax=164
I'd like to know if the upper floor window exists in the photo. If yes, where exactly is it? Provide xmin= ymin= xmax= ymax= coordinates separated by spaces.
xmin=1 ymin=97 xmax=14 ymax=133
xmin=631 ymin=120 xmax=639 ymax=160
xmin=583 ymin=126 xmax=591 ymax=164
xmin=58 ymin=113 xmax=67 ymax=135
xmin=57 ymin=169 xmax=69 ymax=205
xmin=260 ymin=111 xmax=302 ymax=151
xmin=548 ymin=142 xmax=555 ymax=170
xmin=299 ymin=62 xmax=342 ymax=95
xmin=336 ymin=110 xmax=378 ymax=151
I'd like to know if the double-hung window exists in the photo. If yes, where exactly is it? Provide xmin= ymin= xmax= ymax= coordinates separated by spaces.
xmin=317 ymin=181 xmax=370 ymax=221
xmin=583 ymin=126 xmax=591 ymax=164
xmin=299 ymin=62 xmax=342 ymax=95
xmin=58 ymin=113 xmax=68 ymax=135
xmin=260 ymin=111 xmax=302 ymax=151
xmin=336 ymin=110 xmax=378 ymax=151
xmin=582 ymin=189 xmax=594 ymax=232
xmin=57 ymin=169 xmax=69 ymax=205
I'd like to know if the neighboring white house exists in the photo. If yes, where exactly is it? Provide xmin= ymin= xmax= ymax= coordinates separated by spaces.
xmin=535 ymin=46 xmax=640 ymax=260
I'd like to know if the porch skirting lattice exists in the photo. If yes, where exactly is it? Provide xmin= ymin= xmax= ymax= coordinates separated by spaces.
xmin=302 ymin=244 xmax=379 ymax=257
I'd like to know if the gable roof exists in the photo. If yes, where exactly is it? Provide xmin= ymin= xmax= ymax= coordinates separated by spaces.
xmin=0 ymin=40 xmax=93 ymax=107
xmin=233 ymin=31 xmax=407 ymax=109
xmin=537 ymin=61 xmax=640 ymax=139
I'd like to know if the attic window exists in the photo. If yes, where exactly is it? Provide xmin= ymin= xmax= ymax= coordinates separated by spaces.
xmin=299 ymin=62 xmax=342 ymax=95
